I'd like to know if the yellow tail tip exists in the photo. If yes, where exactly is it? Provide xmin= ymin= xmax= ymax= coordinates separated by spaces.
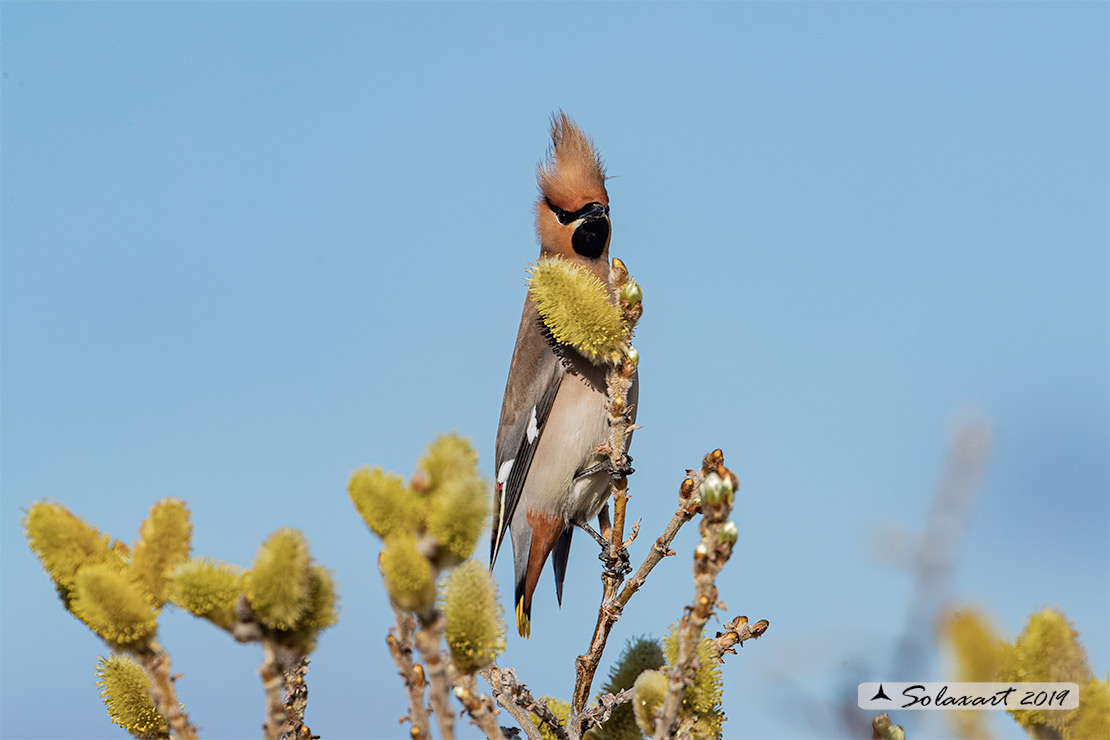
xmin=515 ymin=597 xmax=531 ymax=639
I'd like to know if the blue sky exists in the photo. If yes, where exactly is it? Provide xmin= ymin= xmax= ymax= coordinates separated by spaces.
xmin=2 ymin=3 xmax=1106 ymax=739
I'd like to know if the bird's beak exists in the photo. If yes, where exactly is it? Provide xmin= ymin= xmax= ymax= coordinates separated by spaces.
xmin=580 ymin=203 xmax=609 ymax=221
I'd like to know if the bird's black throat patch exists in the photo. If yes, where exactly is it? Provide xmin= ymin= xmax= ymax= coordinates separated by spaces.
xmin=572 ymin=218 xmax=609 ymax=259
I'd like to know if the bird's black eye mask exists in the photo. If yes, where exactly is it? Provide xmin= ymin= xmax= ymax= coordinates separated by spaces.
xmin=546 ymin=199 xmax=609 ymax=226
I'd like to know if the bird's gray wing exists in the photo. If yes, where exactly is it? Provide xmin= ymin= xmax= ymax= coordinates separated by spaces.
xmin=491 ymin=304 xmax=565 ymax=565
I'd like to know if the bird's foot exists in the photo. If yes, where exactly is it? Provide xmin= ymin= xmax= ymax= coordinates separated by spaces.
xmin=573 ymin=455 xmax=635 ymax=482
xmin=610 ymin=454 xmax=634 ymax=479
xmin=578 ymin=520 xmax=632 ymax=578
xmin=579 ymin=519 xmax=609 ymax=548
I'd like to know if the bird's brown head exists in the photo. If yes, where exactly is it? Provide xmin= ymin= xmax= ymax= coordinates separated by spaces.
xmin=535 ymin=112 xmax=610 ymax=263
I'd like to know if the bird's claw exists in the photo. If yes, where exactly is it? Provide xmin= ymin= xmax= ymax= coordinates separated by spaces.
xmin=601 ymin=545 xmax=632 ymax=579
xmin=578 ymin=520 xmax=633 ymax=578
xmin=610 ymin=455 xmax=634 ymax=480
xmin=573 ymin=456 xmax=635 ymax=482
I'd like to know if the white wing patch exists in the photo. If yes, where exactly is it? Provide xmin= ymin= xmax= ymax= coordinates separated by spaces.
xmin=495 ymin=458 xmax=515 ymax=551
xmin=497 ymin=459 xmax=515 ymax=488
xmin=526 ymin=405 xmax=540 ymax=443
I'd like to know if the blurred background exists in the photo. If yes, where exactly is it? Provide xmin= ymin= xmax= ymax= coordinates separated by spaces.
xmin=2 ymin=3 xmax=1106 ymax=739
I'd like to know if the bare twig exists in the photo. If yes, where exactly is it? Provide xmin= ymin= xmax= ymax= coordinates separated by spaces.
xmin=388 ymin=607 xmax=432 ymax=739
xmin=616 ymin=473 xmax=701 ymax=611
xmin=653 ymin=452 xmax=741 ymax=740
xmin=711 ymin=616 xmax=770 ymax=661
xmin=259 ymin=642 xmax=287 ymax=740
xmin=283 ymin=656 xmax=317 ymax=740
xmin=567 ymin=260 xmax=642 ymax=738
xmin=136 ymin=643 xmax=198 ymax=740
xmin=567 ymin=463 xmax=705 ymax=738
xmin=453 ymin=674 xmax=507 ymax=740
xmin=580 ymin=688 xmax=634 ymax=735
xmin=257 ymin=640 xmax=316 ymax=740
xmin=480 ymin=664 xmax=557 ymax=740
xmin=567 ymin=471 xmax=700 ymax=738
xmin=414 ymin=613 xmax=455 ymax=740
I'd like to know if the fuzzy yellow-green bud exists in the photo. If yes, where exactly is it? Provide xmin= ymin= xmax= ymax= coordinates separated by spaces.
xmin=529 ymin=696 xmax=571 ymax=740
xmin=349 ymin=467 xmax=423 ymax=539
xmin=940 ymin=609 xmax=1004 ymax=740
xmin=942 ymin=609 xmax=1003 ymax=682
xmin=999 ymin=608 xmax=1093 ymax=736
xmin=295 ymin=565 xmax=340 ymax=632
xmin=528 ymin=258 xmax=629 ymax=365
xmin=415 ymin=434 xmax=489 ymax=564
xmin=604 ymin=635 xmax=668 ymax=695
xmin=688 ymin=638 xmax=726 ymax=740
xmin=380 ymin=533 xmax=436 ymax=615
xmin=245 ymin=528 xmax=311 ymax=631
xmin=279 ymin=565 xmax=340 ymax=652
xmin=663 ymin=626 xmax=726 ymax=740
xmin=24 ymin=501 xmax=129 ymax=603
xmin=96 ymin=655 xmax=169 ymax=739
xmin=998 ymin=608 xmax=1091 ymax=683
xmin=593 ymin=636 xmax=667 ymax=740
xmin=130 ymin=498 xmax=192 ymax=608
xmin=1070 ymin=677 xmax=1110 ymax=740
xmin=70 ymin=563 xmax=158 ymax=648
xmin=427 ymin=476 xmax=489 ymax=565
xmin=418 ymin=433 xmax=480 ymax=495
xmin=632 ymin=670 xmax=668 ymax=737
xmin=442 ymin=560 xmax=505 ymax=674
xmin=171 ymin=558 xmax=244 ymax=630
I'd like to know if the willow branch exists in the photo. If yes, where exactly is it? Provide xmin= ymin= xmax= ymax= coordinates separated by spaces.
xmin=480 ymin=664 xmax=556 ymax=740
xmin=616 ymin=472 xmax=701 ymax=611
xmin=414 ymin=613 xmax=455 ymax=740
xmin=136 ymin=643 xmax=197 ymax=740
xmin=256 ymin=639 xmax=314 ymax=740
xmin=260 ymin=642 xmax=287 ymax=740
xmin=653 ymin=452 xmax=741 ymax=740
xmin=388 ymin=607 xmax=432 ymax=739
xmin=453 ymin=673 xmax=507 ymax=740
xmin=569 ymin=466 xmax=704 ymax=738
xmin=568 ymin=366 xmax=636 ymax=735
xmin=282 ymin=656 xmax=315 ymax=740
xmin=711 ymin=615 xmax=770 ymax=661
xmin=579 ymin=688 xmax=634 ymax=735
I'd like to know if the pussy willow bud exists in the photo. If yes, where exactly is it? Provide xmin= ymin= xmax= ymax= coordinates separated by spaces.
xmin=702 ymin=449 xmax=724 ymax=474
xmin=632 ymin=670 xmax=668 ymax=736
xmin=701 ymin=472 xmax=728 ymax=505
xmin=620 ymin=280 xmax=642 ymax=305
xmin=610 ymin=256 xmax=630 ymax=287
xmin=719 ymin=521 xmax=738 ymax=545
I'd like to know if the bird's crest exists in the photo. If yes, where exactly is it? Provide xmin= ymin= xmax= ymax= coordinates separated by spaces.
xmin=537 ymin=111 xmax=608 ymax=210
